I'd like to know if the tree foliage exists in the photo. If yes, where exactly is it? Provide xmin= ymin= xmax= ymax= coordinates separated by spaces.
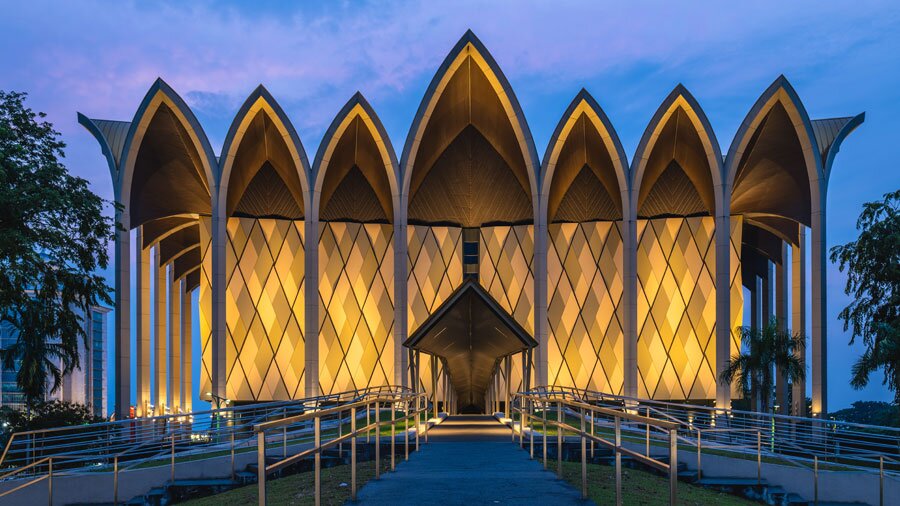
xmin=831 ymin=190 xmax=900 ymax=405
xmin=721 ymin=317 xmax=806 ymax=412
xmin=0 ymin=91 xmax=112 ymax=408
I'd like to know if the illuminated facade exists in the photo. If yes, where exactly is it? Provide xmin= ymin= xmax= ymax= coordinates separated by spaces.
xmin=80 ymin=31 xmax=862 ymax=419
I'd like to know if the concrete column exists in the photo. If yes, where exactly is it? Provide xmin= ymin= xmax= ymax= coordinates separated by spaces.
xmin=533 ymin=214 xmax=549 ymax=387
xmin=714 ymin=213 xmax=732 ymax=410
xmin=113 ymin=213 xmax=131 ymax=420
xmin=153 ymin=247 xmax=167 ymax=414
xmin=811 ymin=207 xmax=828 ymax=417
xmin=505 ymin=356 xmax=511 ymax=416
xmin=775 ymin=243 xmax=789 ymax=415
xmin=622 ymin=191 xmax=638 ymax=399
xmin=393 ymin=202 xmax=408 ymax=387
xmin=763 ymin=261 xmax=773 ymax=326
xmin=750 ymin=276 xmax=761 ymax=332
xmin=181 ymin=280 xmax=193 ymax=412
xmin=135 ymin=227 xmax=151 ymax=417
xmin=168 ymin=268 xmax=181 ymax=411
xmin=792 ymin=227 xmax=807 ymax=417
xmin=304 ymin=213 xmax=320 ymax=397
xmin=210 ymin=206 xmax=227 ymax=401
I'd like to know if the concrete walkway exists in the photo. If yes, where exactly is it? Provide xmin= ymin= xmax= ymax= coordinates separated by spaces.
xmin=351 ymin=415 xmax=593 ymax=505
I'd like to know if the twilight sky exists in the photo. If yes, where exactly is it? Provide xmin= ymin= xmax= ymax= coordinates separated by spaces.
xmin=3 ymin=1 xmax=899 ymax=411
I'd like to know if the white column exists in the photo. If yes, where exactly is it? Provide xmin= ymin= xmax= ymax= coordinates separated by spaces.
xmin=623 ymin=191 xmax=638 ymax=399
xmin=168 ymin=267 xmax=181 ymax=411
xmin=533 ymin=213 xmax=549 ymax=387
xmin=393 ymin=202 xmax=408 ymax=387
xmin=135 ymin=227 xmax=151 ymax=417
xmin=305 ymin=211 xmax=320 ymax=397
xmin=792 ymin=227 xmax=808 ymax=417
xmin=113 ymin=212 xmax=131 ymax=420
xmin=181 ymin=280 xmax=193 ymax=412
xmin=715 ymin=213 xmax=732 ymax=409
xmin=153 ymin=247 xmax=167 ymax=414
xmin=775 ymin=243 xmax=789 ymax=415
xmin=811 ymin=208 xmax=828 ymax=417
xmin=210 ymin=206 xmax=227 ymax=401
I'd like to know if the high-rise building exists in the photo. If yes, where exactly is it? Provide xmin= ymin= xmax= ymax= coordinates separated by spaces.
xmin=0 ymin=305 xmax=109 ymax=418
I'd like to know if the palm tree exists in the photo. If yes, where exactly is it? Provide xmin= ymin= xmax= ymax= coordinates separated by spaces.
xmin=720 ymin=317 xmax=806 ymax=412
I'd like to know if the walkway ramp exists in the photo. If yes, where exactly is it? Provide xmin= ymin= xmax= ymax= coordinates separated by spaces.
xmin=352 ymin=415 xmax=592 ymax=505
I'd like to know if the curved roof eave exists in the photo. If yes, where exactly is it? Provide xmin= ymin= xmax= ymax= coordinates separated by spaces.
xmin=631 ymin=84 xmax=724 ymax=214
xmin=312 ymin=91 xmax=400 ymax=219
xmin=540 ymin=88 xmax=630 ymax=202
xmin=724 ymin=75 xmax=824 ymax=194
xmin=820 ymin=112 xmax=865 ymax=184
xmin=400 ymin=30 xmax=540 ymax=203
xmin=218 ymin=84 xmax=312 ymax=212
xmin=119 ymin=78 xmax=218 ymax=218
xmin=77 ymin=113 xmax=125 ymax=197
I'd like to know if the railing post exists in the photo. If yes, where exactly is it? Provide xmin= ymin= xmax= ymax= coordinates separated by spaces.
xmin=668 ymin=428 xmax=677 ymax=506
xmin=813 ymin=455 xmax=818 ymax=505
xmin=351 ymin=406 xmax=357 ymax=501
xmin=590 ymin=408 xmax=594 ymax=459
xmin=529 ymin=399 xmax=534 ymax=459
xmin=405 ymin=398 xmax=410 ymax=461
xmin=282 ymin=425 xmax=287 ymax=459
xmin=757 ymin=431 xmax=762 ymax=485
xmin=646 ymin=407 xmax=651 ymax=457
xmin=47 ymin=457 xmax=53 ymax=506
xmin=557 ymin=401 xmax=563 ymax=478
xmin=696 ymin=429 xmax=702 ymax=481
xmin=390 ymin=400 xmax=396 ymax=471
xmin=231 ymin=432 xmax=235 ymax=480
xmin=415 ymin=397 xmax=420 ymax=452
xmin=880 ymin=455 xmax=884 ymax=506
xmin=580 ymin=408 xmax=587 ymax=500
xmin=171 ymin=433 xmax=176 ymax=483
xmin=375 ymin=401 xmax=381 ymax=479
xmin=615 ymin=416 xmax=622 ymax=506
xmin=542 ymin=401 xmax=548 ymax=469
xmin=257 ymin=431 xmax=266 ymax=506
xmin=113 ymin=455 xmax=118 ymax=505
xmin=338 ymin=408 xmax=343 ymax=456
xmin=367 ymin=404 xmax=371 ymax=443
xmin=314 ymin=416 xmax=321 ymax=506
xmin=520 ymin=398 xmax=525 ymax=447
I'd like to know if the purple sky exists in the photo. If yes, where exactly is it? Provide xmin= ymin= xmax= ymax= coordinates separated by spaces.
xmin=4 ymin=1 xmax=899 ymax=411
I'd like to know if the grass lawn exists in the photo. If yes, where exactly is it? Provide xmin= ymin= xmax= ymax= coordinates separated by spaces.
xmin=550 ymin=459 xmax=758 ymax=505
xmin=181 ymin=458 xmax=392 ymax=506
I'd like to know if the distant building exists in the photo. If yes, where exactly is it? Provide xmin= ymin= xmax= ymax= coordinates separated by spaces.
xmin=0 ymin=305 xmax=110 ymax=417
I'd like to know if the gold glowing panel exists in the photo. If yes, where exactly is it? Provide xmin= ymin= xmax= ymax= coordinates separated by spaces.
xmin=729 ymin=217 xmax=744 ymax=398
xmin=548 ymin=222 xmax=624 ymax=394
xmin=407 ymin=225 xmax=462 ymax=396
xmin=318 ymin=222 xmax=395 ymax=395
xmin=200 ymin=217 xmax=306 ymax=402
xmin=480 ymin=225 xmax=535 ymax=334
xmin=636 ymin=216 xmax=742 ymax=400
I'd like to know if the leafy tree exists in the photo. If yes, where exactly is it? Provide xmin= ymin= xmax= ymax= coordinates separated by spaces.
xmin=831 ymin=190 xmax=900 ymax=407
xmin=721 ymin=317 xmax=806 ymax=412
xmin=829 ymin=401 xmax=900 ymax=428
xmin=0 ymin=91 xmax=112 ymax=408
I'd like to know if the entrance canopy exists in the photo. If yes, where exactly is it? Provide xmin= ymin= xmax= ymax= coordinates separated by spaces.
xmin=404 ymin=280 xmax=536 ymax=412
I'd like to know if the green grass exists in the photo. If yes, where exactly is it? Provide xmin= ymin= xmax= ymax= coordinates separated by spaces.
xmin=549 ymin=459 xmax=758 ymax=505
xmin=181 ymin=458 xmax=392 ymax=506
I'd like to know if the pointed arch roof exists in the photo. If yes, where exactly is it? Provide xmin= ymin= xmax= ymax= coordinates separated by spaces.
xmin=541 ymin=89 xmax=629 ymax=222
xmin=218 ymin=85 xmax=310 ymax=218
xmin=313 ymin=92 xmax=399 ymax=222
xmin=401 ymin=30 xmax=540 ymax=210
xmin=632 ymin=84 xmax=723 ymax=217
xmin=77 ymin=115 xmax=130 ymax=182
xmin=116 ymin=79 xmax=217 ymax=228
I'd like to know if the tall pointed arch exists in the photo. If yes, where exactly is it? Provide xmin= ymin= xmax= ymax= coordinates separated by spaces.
xmin=632 ymin=85 xmax=723 ymax=218
xmin=313 ymin=92 xmax=399 ymax=222
xmin=219 ymin=85 xmax=310 ymax=219
xmin=312 ymin=93 xmax=400 ymax=394
xmin=541 ymin=89 xmax=629 ymax=222
xmin=725 ymin=76 xmax=823 ymax=234
xmin=401 ymin=30 xmax=539 ymax=226
xmin=120 ymin=79 xmax=217 ymax=229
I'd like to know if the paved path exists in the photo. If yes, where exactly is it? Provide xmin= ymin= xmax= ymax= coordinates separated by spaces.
xmin=351 ymin=415 xmax=593 ymax=505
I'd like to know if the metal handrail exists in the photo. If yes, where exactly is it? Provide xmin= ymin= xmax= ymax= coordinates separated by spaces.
xmin=255 ymin=390 xmax=431 ymax=506
xmin=523 ymin=387 xmax=899 ymax=505
xmin=512 ymin=392 xmax=680 ymax=505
